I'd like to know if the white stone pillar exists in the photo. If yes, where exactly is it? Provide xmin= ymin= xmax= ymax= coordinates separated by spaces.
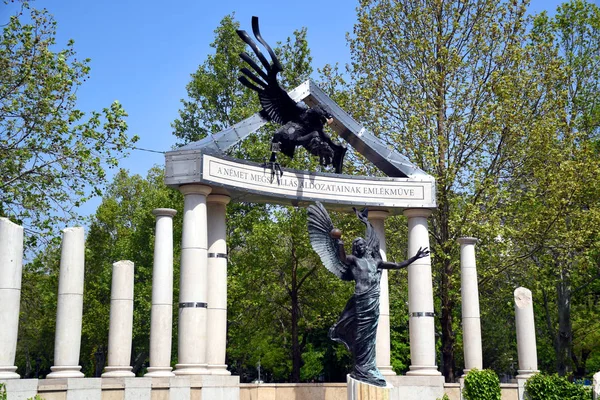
xmin=404 ymin=209 xmax=440 ymax=376
xmin=206 ymin=193 xmax=231 ymax=375
xmin=48 ymin=227 xmax=85 ymax=378
xmin=146 ymin=208 xmax=177 ymax=377
xmin=369 ymin=210 xmax=395 ymax=376
xmin=0 ymin=218 xmax=24 ymax=379
xmin=175 ymin=184 xmax=212 ymax=375
xmin=514 ymin=287 xmax=539 ymax=378
xmin=593 ymin=371 xmax=599 ymax=400
xmin=458 ymin=237 xmax=483 ymax=376
xmin=102 ymin=260 xmax=135 ymax=377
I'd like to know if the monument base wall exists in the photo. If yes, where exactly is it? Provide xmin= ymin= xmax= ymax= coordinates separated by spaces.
xmin=1 ymin=378 xmax=520 ymax=400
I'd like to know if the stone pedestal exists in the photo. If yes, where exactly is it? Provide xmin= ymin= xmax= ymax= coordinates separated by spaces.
xmin=0 ymin=379 xmax=38 ymax=399
xmin=102 ymin=260 xmax=135 ymax=378
xmin=369 ymin=211 xmax=394 ymax=376
xmin=0 ymin=218 xmax=24 ymax=379
xmin=175 ymin=184 xmax=212 ymax=375
xmin=347 ymin=374 xmax=392 ymax=400
xmin=514 ymin=287 xmax=539 ymax=378
xmin=146 ymin=208 xmax=177 ymax=377
xmin=206 ymin=193 xmax=231 ymax=375
xmin=403 ymin=209 xmax=440 ymax=376
xmin=48 ymin=227 xmax=85 ymax=379
xmin=458 ymin=237 xmax=482 ymax=376
xmin=593 ymin=371 xmax=599 ymax=400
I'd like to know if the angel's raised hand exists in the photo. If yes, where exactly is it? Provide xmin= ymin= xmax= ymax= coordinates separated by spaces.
xmin=415 ymin=247 xmax=430 ymax=259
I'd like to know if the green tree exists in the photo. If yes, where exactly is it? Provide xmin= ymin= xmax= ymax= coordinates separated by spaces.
xmin=0 ymin=2 xmax=138 ymax=242
xmin=506 ymin=0 xmax=600 ymax=377
xmin=347 ymin=0 xmax=533 ymax=381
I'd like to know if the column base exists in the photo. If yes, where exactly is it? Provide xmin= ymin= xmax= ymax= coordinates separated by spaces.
xmin=174 ymin=364 xmax=210 ymax=375
xmin=207 ymin=365 xmax=231 ymax=375
xmin=0 ymin=366 xmax=20 ymax=379
xmin=516 ymin=369 xmax=538 ymax=379
xmin=145 ymin=367 xmax=175 ymax=377
xmin=46 ymin=365 xmax=84 ymax=378
xmin=347 ymin=374 xmax=392 ymax=399
xmin=101 ymin=366 xmax=135 ymax=378
xmin=406 ymin=365 xmax=441 ymax=376
xmin=378 ymin=365 xmax=396 ymax=376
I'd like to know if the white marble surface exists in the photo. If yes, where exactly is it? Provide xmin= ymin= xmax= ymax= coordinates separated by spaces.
xmin=48 ymin=227 xmax=85 ymax=379
xmin=514 ymin=287 xmax=539 ymax=378
xmin=0 ymin=218 xmax=24 ymax=379
xmin=147 ymin=208 xmax=177 ymax=377
xmin=404 ymin=209 xmax=440 ymax=376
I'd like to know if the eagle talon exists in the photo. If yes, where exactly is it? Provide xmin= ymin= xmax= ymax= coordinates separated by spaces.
xmin=261 ymin=161 xmax=284 ymax=182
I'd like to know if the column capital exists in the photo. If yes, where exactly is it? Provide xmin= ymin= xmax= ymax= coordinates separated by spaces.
xmin=403 ymin=208 xmax=433 ymax=218
xmin=153 ymin=208 xmax=177 ymax=217
xmin=457 ymin=237 xmax=478 ymax=246
xmin=179 ymin=184 xmax=212 ymax=197
xmin=368 ymin=210 xmax=389 ymax=220
xmin=207 ymin=194 xmax=231 ymax=205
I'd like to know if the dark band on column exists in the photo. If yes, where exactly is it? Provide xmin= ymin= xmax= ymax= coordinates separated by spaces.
xmin=179 ymin=302 xmax=208 ymax=308
xmin=208 ymin=253 xmax=227 ymax=259
xmin=410 ymin=312 xmax=435 ymax=317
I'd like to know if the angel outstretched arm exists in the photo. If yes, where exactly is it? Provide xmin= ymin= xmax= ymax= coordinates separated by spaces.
xmin=378 ymin=247 xmax=430 ymax=270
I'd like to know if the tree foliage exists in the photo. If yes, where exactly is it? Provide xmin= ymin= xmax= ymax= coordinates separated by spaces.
xmin=0 ymin=2 xmax=138 ymax=241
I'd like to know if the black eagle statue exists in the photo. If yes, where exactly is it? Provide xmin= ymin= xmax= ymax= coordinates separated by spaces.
xmin=236 ymin=17 xmax=347 ymax=176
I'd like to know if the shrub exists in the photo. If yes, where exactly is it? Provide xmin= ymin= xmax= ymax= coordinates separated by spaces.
xmin=436 ymin=395 xmax=450 ymax=400
xmin=524 ymin=373 xmax=592 ymax=400
xmin=463 ymin=369 xmax=501 ymax=400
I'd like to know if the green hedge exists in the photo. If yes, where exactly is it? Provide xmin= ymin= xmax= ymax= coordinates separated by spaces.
xmin=525 ymin=373 xmax=592 ymax=400
xmin=463 ymin=369 xmax=501 ymax=400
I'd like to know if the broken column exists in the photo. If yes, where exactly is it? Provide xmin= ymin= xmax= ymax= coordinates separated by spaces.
xmin=146 ymin=208 xmax=177 ymax=377
xmin=0 ymin=218 xmax=24 ymax=379
xmin=102 ymin=260 xmax=135 ymax=377
xmin=48 ymin=227 xmax=85 ymax=378
xmin=514 ymin=287 xmax=539 ymax=378
xmin=458 ymin=237 xmax=483 ymax=375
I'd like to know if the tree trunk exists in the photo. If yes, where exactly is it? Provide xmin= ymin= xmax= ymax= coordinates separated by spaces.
xmin=556 ymin=266 xmax=572 ymax=376
xmin=290 ymin=245 xmax=301 ymax=383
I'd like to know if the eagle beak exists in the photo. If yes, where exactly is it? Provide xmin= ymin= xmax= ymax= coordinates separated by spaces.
xmin=326 ymin=117 xmax=334 ymax=125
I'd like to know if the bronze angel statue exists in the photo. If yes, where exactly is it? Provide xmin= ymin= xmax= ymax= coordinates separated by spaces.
xmin=236 ymin=17 xmax=347 ymax=176
xmin=307 ymin=202 xmax=429 ymax=386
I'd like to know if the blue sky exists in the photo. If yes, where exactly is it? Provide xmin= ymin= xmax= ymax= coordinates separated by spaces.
xmin=3 ymin=0 xmax=567 ymax=218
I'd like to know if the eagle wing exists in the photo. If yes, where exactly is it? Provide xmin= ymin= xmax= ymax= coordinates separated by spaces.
xmin=236 ymin=17 xmax=303 ymax=125
xmin=307 ymin=202 xmax=349 ymax=280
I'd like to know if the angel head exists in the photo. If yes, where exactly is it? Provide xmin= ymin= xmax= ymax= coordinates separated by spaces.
xmin=352 ymin=237 xmax=367 ymax=258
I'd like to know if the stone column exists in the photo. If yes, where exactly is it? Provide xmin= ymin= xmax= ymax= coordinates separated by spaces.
xmin=458 ymin=237 xmax=483 ymax=376
xmin=404 ymin=209 xmax=440 ymax=376
xmin=175 ymin=184 xmax=212 ymax=375
xmin=48 ymin=227 xmax=85 ymax=378
xmin=146 ymin=208 xmax=177 ymax=377
xmin=102 ymin=260 xmax=135 ymax=377
xmin=369 ymin=210 xmax=394 ymax=376
xmin=593 ymin=371 xmax=599 ymax=400
xmin=206 ymin=192 xmax=231 ymax=375
xmin=0 ymin=218 xmax=24 ymax=379
xmin=514 ymin=287 xmax=539 ymax=378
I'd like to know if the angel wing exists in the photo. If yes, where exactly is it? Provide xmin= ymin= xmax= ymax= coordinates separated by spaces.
xmin=355 ymin=207 xmax=382 ymax=261
xmin=236 ymin=16 xmax=304 ymax=125
xmin=307 ymin=202 xmax=350 ymax=280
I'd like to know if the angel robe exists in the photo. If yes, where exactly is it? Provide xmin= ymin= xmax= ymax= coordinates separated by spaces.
xmin=328 ymin=257 xmax=387 ymax=387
